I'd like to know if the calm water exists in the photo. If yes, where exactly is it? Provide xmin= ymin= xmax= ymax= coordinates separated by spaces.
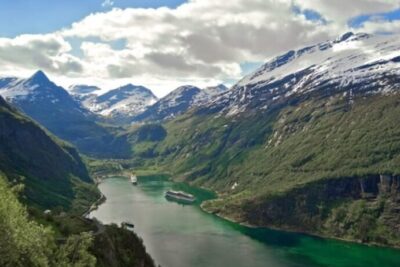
xmin=90 ymin=176 xmax=400 ymax=267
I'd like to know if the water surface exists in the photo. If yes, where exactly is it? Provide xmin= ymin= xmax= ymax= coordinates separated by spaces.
xmin=90 ymin=176 xmax=400 ymax=267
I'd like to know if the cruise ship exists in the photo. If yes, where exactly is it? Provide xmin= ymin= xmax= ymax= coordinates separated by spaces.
xmin=130 ymin=174 xmax=138 ymax=185
xmin=165 ymin=190 xmax=196 ymax=203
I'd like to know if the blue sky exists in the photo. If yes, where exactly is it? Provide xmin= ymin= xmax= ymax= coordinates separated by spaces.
xmin=0 ymin=0 xmax=186 ymax=37
xmin=350 ymin=8 xmax=400 ymax=28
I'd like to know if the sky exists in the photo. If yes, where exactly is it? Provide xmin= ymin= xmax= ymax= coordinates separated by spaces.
xmin=0 ymin=0 xmax=400 ymax=97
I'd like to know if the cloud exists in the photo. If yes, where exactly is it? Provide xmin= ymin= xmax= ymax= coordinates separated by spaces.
xmin=0 ymin=34 xmax=83 ymax=75
xmin=356 ymin=19 xmax=400 ymax=34
xmin=61 ymin=0 xmax=339 ymax=83
xmin=293 ymin=0 xmax=400 ymax=25
xmin=102 ymin=0 xmax=114 ymax=8
xmin=0 ymin=0 xmax=400 ymax=96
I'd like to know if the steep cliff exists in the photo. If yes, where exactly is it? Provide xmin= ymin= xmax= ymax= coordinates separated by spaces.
xmin=0 ymin=96 xmax=98 ymax=211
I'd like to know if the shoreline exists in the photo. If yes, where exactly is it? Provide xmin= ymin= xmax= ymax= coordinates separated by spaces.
xmin=200 ymin=200 xmax=400 ymax=251
xmin=82 ymin=192 xmax=106 ymax=218
xmin=91 ymin=173 xmax=400 ymax=250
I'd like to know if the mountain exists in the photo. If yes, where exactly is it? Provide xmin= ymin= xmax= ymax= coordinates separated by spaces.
xmin=133 ymin=84 xmax=228 ymax=122
xmin=203 ymin=84 xmax=229 ymax=96
xmin=80 ymin=84 xmax=158 ymax=124
xmin=202 ymin=32 xmax=399 ymax=116
xmin=69 ymin=84 xmax=101 ymax=96
xmin=0 ymin=96 xmax=156 ymax=267
xmin=0 ymin=76 xmax=18 ymax=88
xmin=0 ymin=95 xmax=98 ymax=210
xmin=126 ymin=32 xmax=400 ymax=247
xmin=0 ymin=71 xmax=130 ymax=158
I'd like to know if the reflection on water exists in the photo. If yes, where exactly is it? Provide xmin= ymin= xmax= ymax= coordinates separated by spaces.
xmin=90 ymin=176 xmax=400 ymax=267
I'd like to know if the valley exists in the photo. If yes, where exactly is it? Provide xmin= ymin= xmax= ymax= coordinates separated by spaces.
xmin=2 ymin=27 xmax=400 ymax=266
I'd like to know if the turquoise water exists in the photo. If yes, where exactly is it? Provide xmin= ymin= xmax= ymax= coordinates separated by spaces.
xmin=90 ymin=176 xmax=400 ymax=267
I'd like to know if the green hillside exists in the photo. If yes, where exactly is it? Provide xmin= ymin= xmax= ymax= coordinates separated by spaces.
xmin=0 ymin=96 xmax=98 ymax=212
xmin=126 ymin=93 xmax=400 ymax=246
xmin=0 ymin=96 xmax=156 ymax=266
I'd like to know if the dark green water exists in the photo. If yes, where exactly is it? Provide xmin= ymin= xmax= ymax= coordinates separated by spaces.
xmin=90 ymin=176 xmax=400 ymax=267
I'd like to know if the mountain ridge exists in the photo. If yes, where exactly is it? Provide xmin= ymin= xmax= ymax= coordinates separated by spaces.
xmin=0 ymin=95 xmax=97 ymax=210
xmin=133 ymin=84 xmax=228 ymax=122
xmin=0 ymin=71 xmax=131 ymax=158
xmin=199 ymin=32 xmax=400 ymax=118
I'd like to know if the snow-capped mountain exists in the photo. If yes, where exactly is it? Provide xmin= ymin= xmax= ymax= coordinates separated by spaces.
xmin=68 ymin=84 xmax=102 ymax=117
xmin=133 ymin=84 xmax=228 ymax=122
xmin=74 ymin=84 xmax=158 ymax=124
xmin=0 ymin=71 xmax=86 ymax=111
xmin=94 ymin=84 xmax=157 ymax=116
xmin=205 ymin=32 xmax=400 ymax=116
xmin=0 ymin=71 xmax=127 ymax=157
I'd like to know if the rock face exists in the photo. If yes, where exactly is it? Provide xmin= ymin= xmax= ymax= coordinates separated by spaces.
xmin=0 ymin=95 xmax=95 ymax=209
xmin=0 ymin=71 xmax=130 ymax=158
xmin=237 ymin=174 xmax=400 ymax=246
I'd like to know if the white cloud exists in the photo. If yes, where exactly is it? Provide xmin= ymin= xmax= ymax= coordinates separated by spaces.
xmin=102 ymin=0 xmax=114 ymax=8
xmin=0 ymin=0 xmax=400 ymax=96
xmin=355 ymin=18 xmax=400 ymax=34
xmin=0 ymin=34 xmax=83 ymax=75
xmin=293 ymin=0 xmax=400 ymax=25
xmin=59 ymin=0 xmax=339 ymax=89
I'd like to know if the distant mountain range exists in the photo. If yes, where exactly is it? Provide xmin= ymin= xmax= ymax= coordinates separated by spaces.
xmin=69 ymin=82 xmax=228 ymax=124
xmin=0 ymin=71 xmax=130 ymax=158
xmin=0 ymin=70 xmax=228 ymax=156
xmin=73 ymin=84 xmax=158 ymax=124
xmin=132 ymin=84 xmax=228 ymax=122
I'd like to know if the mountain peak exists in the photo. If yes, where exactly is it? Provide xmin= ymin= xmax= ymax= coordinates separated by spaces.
xmin=176 ymin=85 xmax=200 ymax=92
xmin=216 ymin=84 xmax=228 ymax=89
xmin=28 ymin=70 xmax=50 ymax=84
xmin=106 ymin=84 xmax=156 ymax=99
xmin=335 ymin=32 xmax=370 ymax=43
xmin=119 ymin=83 xmax=136 ymax=89
xmin=113 ymin=84 xmax=152 ymax=95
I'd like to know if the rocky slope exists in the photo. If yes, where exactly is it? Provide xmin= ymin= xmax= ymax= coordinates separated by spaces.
xmin=90 ymin=84 xmax=158 ymax=124
xmin=0 ymin=71 xmax=130 ymax=158
xmin=125 ymin=32 xmax=400 ymax=247
xmin=200 ymin=32 xmax=400 ymax=117
xmin=133 ymin=84 xmax=228 ymax=122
